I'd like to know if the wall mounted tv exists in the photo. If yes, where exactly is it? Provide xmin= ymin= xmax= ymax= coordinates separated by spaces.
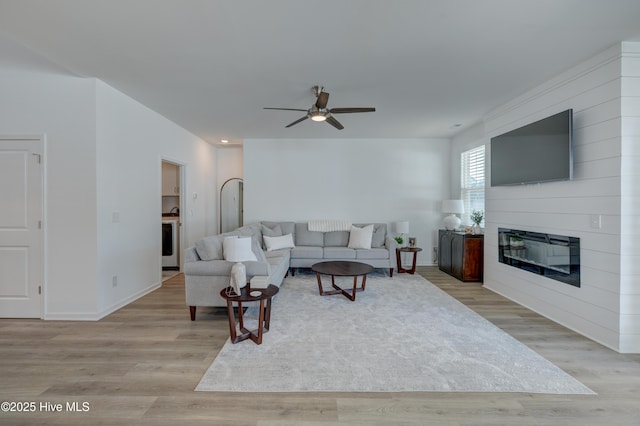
xmin=490 ymin=109 xmax=573 ymax=186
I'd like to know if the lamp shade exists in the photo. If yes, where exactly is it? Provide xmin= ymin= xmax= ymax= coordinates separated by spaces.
xmin=442 ymin=199 xmax=464 ymax=214
xmin=393 ymin=221 xmax=409 ymax=234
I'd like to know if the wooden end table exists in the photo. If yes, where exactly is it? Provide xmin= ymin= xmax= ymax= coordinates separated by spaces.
xmin=396 ymin=247 xmax=422 ymax=274
xmin=219 ymin=284 xmax=279 ymax=345
xmin=311 ymin=261 xmax=374 ymax=301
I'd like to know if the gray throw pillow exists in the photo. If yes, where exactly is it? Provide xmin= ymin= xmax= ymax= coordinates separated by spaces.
xmin=261 ymin=224 xmax=283 ymax=249
xmin=194 ymin=235 xmax=225 ymax=260
xmin=262 ymin=223 xmax=283 ymax=237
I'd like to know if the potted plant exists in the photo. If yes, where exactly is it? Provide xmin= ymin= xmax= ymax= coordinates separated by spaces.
xmin=509 ymin=235 xmax=524 ymax=248
xmin=471 ymin=210 xmax=484 ymax=234
xmin=394 ymin=235 xmax=404 ymax=246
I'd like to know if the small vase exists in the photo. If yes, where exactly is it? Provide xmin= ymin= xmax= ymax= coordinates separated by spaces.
xmin=472 ymin=224 xmax=482 ymax=235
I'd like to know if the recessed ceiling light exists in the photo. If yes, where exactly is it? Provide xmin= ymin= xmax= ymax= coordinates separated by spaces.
xmin=221 ymin=139 xmax=229 ymax=144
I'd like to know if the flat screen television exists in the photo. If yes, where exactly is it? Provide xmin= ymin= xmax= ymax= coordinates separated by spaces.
xmin=490 ymin=109 xmax=573 ymax=186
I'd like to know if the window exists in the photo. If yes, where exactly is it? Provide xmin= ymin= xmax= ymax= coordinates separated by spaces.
xmin=460 ymin=145 xmax=485 ymax=226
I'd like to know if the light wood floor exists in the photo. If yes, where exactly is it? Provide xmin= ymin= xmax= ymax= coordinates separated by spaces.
xmin=1 ymin=267 xmax=639 ymax=425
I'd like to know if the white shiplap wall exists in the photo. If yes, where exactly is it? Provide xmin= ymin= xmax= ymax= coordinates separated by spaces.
xmin=483 ymin=43 xmax=640 ymax=353
xmin=619 ymin=42 xmax=640 ymax=353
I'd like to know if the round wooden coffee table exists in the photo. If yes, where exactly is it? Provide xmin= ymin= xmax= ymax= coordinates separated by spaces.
xmin=219 ymin=284 xmax=279 ymax=345
xmin=311 ymin=261 xmax=374 ymax=301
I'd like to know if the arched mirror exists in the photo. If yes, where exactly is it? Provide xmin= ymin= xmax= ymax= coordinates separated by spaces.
xmin=220 ymin=178 xmax=243 ymax=233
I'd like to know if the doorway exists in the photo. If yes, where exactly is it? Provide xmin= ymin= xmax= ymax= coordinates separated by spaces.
xmin=0 ymin=137 xmax=44 ymax=318
xmin=161 ymin=160 xmax=184 ymax=281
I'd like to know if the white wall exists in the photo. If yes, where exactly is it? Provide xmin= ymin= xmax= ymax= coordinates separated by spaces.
xmin=0 ymin=33 xmax=218 ymax=319
xmin=481 ymin=43 xmax=640 ymax=352
xmin=217 ymin=146 xmax=243 ymax=183
xmin=216 ymin=146 xmax=243 ymax=233
xmin=95 ymin=80 xmax=217 ymax=317
xmin=243 ymin=138 xmax=450 ymax=265
xmin=0 ymin=33 xmax=99 ymax=317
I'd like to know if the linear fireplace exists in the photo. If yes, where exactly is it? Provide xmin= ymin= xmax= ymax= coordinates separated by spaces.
xmin=498 ymin=228 xmax=580 ymax=287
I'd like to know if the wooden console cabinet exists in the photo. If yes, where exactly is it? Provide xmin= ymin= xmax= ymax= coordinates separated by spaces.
xmin=438 ymin=230 xmax=483 ymax=282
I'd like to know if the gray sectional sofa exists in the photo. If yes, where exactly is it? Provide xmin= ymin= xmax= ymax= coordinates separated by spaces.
xmin=184 ymin=221 xmax=397 ymax=319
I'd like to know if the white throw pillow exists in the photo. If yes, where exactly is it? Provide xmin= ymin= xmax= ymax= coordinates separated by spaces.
xmin=223 ymin=236 xmax=258 ymax=262
xmin=263 ymin=233 xmax=295 ymax=251
xmin=348 ymin=224 xmax=374 ymax=249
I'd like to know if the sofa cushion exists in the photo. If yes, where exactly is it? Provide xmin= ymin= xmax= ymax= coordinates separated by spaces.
xmin=356 ymin=248 xmax=390 ymax=260
xmin=252 ymin=238 xmax=268 ymax=264
xmin=264 ymin=248 xmax=291 ymax=263
xmin=348 ymin=224 xmax=374 ymax=249
xmin=324 ymin=231 xmax=350 ymax=247
xmin=291 ymin=246 xmax=324 ymax=259
xmin=262 ymin=223 xmax=283 ymax=237
xmin=263 ymin=221 xmax=295 ymax=237
xmin=295 ymin=223 xmax=324 ymax=246
xmin=194 ymin=235 xmax=226 ymax=260
xmin=354 ymin=223 xmax=386 ymax=248
xmin=223 ymin=236 xmax=258 ymax=262
xmin=234 ymin=223 xmax=262 ymax=240
xmin=264 ymin=233 xmax=295 ymax=251
xmin=324 ymin=246 xmax=356 ymax=259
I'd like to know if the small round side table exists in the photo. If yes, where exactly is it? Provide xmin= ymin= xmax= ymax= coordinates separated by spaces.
xmin=396 ymin=247 xmax=422 ymax=274
xmin=219 ymin=284 xmax=279 ymax=345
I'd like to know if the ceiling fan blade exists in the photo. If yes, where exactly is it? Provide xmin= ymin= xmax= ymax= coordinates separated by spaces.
xmin=264 ymin=107 xmax=308 ymax=112
xmin=325 ymin=116 xmax=344 ymax=130
xmin=285 ymin=115 xmax=309 ymax=128
xmin=329 ymin=107 xmax=376 ymax=114
xmin=315 ymin=92 xmax=329 ymax=109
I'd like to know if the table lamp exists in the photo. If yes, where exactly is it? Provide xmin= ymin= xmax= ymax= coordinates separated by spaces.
xmin=393 ymin=221 xmax=409 ymax=246
xmin=442 ymin=200 xmax=464 ymax=230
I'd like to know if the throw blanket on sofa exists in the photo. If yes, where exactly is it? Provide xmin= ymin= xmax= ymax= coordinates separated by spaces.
xmin=308 ymin=220 xmax=352 ymax=232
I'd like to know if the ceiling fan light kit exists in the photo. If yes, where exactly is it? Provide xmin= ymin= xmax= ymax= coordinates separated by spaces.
xmin=264 ymin=85 xmax=375 ymax=130
xmin=310 ymin=107 xmax=328 ymax=122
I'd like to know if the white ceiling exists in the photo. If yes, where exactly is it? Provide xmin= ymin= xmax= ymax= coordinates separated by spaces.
xmin=1 ymin=0 xmax=640 ymax=145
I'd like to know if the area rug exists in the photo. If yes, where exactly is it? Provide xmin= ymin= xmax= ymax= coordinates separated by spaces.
xmin=196 ymin=272 xmax=594 ymax=394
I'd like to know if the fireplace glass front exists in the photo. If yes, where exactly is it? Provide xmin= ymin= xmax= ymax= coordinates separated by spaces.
xmin=498 ymin=228 xmax=580 ymax=287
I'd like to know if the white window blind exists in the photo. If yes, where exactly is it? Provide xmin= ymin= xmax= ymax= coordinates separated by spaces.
xmin=460 ymin=145 xmax=485 ymax=226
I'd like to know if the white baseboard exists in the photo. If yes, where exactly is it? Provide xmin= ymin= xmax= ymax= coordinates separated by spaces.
xmin=44 ymin=281 xmax=163 ymax=321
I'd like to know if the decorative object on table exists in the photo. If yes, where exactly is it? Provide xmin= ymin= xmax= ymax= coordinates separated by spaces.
xmin=509 ymin=236 xmax=524 ymax=248
xmin=408 ymin=237 xmax=416 ymax=247
xmin=442 ymin=199 xmax=464 ymax=230
xmin=470 ymin=209 xmax=484 ymax=234
xmin=392 ymin=221 xmax=409 ymax=247
xmin=229 ymin=262 xmax=247 ymax=296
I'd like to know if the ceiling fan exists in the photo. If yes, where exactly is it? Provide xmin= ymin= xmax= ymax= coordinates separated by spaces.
xmin=264 ymin=85 xmax=375 ymax=130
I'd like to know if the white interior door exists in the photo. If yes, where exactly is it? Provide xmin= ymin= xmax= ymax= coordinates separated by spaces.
xmin=0 ymin=137 xmax=43 ymax=318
